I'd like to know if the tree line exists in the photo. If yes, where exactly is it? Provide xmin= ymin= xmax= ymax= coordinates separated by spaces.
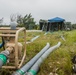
xmin=17 ymin=13 xmax=38 ymax=29
xmin=0 ymin=13 xmax=39 ymax=30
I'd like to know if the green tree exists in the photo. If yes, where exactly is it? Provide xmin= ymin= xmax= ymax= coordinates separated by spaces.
xmin=17 ymin=14 xmax=23 ymax=27
xmin=23 ymin=13 xmax=36 ymax=29
xmin=17 ymin=13 xmax=36 ymax=29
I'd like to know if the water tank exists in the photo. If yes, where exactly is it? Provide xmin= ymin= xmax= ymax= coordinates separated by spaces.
xmin=10 ymin=21 xmax=17 ymax=30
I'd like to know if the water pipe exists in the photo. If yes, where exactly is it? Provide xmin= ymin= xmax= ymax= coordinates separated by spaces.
xmin=30 ymin=35 xmax=40 ymax=42
xmin=61 ymin=35 xmax=66 ymax=41
xmin=25 ymin=42 xmax=61 ymax=75
xmin=0 ymin=47 xmax=13 ymax=68
xmin=44 ymin=32 xmax=48 ymax=35
xmin=12 ymin=43 xmax=50 ymax=75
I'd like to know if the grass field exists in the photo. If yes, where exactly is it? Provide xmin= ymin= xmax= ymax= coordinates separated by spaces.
xmin=0 ymin=30 xmax=76 ymax=75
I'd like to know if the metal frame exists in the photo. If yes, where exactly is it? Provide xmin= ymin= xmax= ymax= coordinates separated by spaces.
xmin=0 ymin=27 xmax=26 ymax=69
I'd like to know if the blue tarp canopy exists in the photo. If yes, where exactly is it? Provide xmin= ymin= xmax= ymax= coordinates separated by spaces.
xmin=48 ymin=17 xmax=65 ymax=22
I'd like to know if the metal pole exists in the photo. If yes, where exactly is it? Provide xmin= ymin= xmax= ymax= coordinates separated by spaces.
xmin=25 ymin=42 xmax=61 ymax=75
xmin=12 ymin=43 xmax=50 ymax=75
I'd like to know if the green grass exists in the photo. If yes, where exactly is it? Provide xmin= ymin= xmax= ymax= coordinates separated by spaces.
xmin=0 ymin=30 xmax=76 ymax=75
xmin=37 ymin=30 xmax=76 ymax=75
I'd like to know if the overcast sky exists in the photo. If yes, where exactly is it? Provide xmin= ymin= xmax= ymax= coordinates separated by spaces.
xmin=0 ymin=0 xmax=76 ymax=24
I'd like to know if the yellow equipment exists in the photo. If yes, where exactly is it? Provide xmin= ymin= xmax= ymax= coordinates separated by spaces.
xmin=0 ymin=27 xmax=26 ymax=69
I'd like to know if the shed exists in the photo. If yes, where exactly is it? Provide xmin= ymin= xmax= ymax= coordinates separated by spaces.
xmin=47 ymin=17 xmax=65 ymax=31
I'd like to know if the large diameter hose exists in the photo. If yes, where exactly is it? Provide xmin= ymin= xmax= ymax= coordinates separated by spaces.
xmin=12 ymin=43 xmax=50 ymax=75
xmin=30 ymin=35 xmax=40 ymax=42
xmin=25 ymin=42 xmax=61 ymax=75
xmin=0 ymin=50 xmax=10 ymax=68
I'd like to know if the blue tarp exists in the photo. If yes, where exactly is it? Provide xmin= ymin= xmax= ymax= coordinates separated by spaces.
xmin=48 ymin=17 xmax=65 ymax=22
xmin=0 ymin=41 xmax=5 ymax=48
